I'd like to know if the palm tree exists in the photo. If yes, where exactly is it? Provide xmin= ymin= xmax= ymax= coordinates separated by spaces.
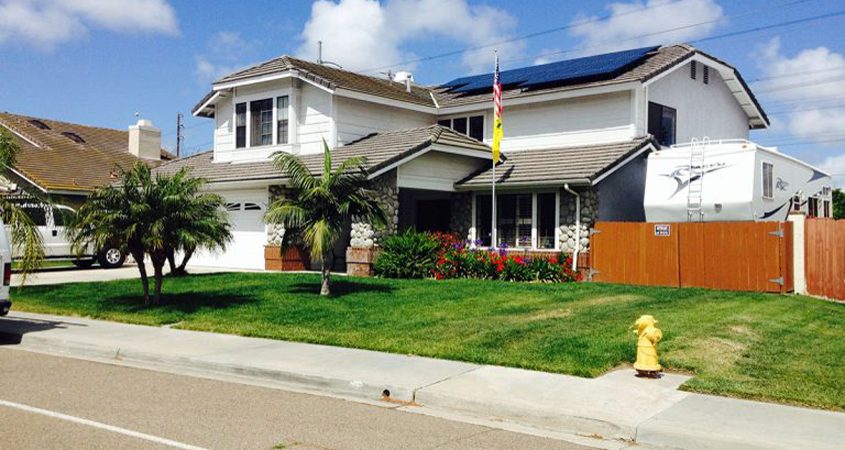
xmin=69 ymin=163 xmax=231 ymax=305
xmin=0 ymin=127 xmax=45 ymax=279
xmin=265 ymin=140 xmax=387 ymax=296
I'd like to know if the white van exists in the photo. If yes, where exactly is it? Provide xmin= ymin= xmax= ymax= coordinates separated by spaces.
xmin=14 ymin=204 xmax=126 ymax=268
xmin=0 ymin=215 xmax=12 ymax=316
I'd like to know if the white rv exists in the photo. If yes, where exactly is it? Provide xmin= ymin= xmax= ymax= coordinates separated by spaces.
xmin=644 ymin=139 xmax=833 ymax=222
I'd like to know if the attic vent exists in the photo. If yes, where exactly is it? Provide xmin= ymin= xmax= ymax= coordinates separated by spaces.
xmin=61 ymin=131 xmax=85 ymax=144
xmin=703 ymin=66 xmax=710 ymax=85
xmin=690 ymin=61 xmax=696 ymax=80
xmin=28 ymin=119 xmax=50 ymax=130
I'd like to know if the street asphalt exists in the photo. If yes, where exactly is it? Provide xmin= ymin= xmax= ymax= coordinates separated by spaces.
xmin=0 ymin=348 xmax=594 ymax=450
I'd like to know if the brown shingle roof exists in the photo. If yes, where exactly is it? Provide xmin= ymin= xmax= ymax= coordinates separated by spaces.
xmin=456 ymin=137 xmax=657 ymax=188
xmin=154 ymin=125 xmax=490 ymax=183
xmin=0 ymin=112 xmax=172 ymax=194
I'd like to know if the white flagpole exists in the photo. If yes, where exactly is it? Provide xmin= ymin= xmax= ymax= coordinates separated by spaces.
xmin=491 ymin=50 xmax=497 ymax=249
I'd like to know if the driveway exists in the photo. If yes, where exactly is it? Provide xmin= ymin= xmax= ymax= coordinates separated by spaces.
xmin=11 ymin=265 xmax=241 ymax=287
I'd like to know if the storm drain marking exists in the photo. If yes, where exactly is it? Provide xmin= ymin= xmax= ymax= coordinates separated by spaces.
xmin=0 ymin=399 xmax=208 ymax=450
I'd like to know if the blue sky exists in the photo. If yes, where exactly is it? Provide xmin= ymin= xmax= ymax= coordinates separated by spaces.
xmin=1 ymin=0 xmax=844 ymax=183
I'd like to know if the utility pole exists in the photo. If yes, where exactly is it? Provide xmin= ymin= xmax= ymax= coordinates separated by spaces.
xmin=176 ymin=112 xmax=184 ymax=158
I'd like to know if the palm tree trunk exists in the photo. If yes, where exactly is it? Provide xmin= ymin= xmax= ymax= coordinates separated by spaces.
xmin=132 ymin=249 xmax=150 ymax=306
xmin=320 ymin=256 xmax=331 ymax=296
xmin=153 ymin=262 xmax=164 ymax=305
xmin=166 ymin=248 xmax=177 ymax=274
xmin=176 ymin=247 xmax=194 ymax=275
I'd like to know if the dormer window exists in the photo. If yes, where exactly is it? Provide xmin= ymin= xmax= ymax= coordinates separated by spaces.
xmin=61 ymin=132 xmax=85 ymax=144
xmin=28 ymin=119 xmax=50 ymax=130
xmin=250 ymin=98 xmax=274 ymax=147
xmin=438 ymin=115 xmax=484 ymax=141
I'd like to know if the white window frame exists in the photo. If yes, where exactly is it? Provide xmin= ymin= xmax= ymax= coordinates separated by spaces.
xmin=231 ymin=88 xmax=292 ymax=150
xmin=437 ymin=113 xmax=486 ymax=141
xmin=470 ymin=190 xmax=560 ymax=251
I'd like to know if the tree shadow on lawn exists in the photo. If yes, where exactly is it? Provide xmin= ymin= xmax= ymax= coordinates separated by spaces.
xmin=288 ymin=279 xmax=395 ymax=297
xmin=110 ymin=292 xmax=256 ymax=314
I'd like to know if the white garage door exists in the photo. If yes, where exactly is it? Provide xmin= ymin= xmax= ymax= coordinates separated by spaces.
xmin=189 ymin=189 xmax=268 ymax=270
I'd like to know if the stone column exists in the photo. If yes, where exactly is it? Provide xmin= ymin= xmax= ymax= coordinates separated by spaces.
xmin=558 ymin=187 xmax=598 ymax=254
xmin=347 ymin=170 xmax=398 ymax=276
xmin=450 ymin=192 xmax=473 ymax=242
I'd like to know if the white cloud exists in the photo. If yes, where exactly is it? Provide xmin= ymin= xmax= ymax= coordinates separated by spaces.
xmin=533 ymin=49 xmax=563 ymax=66
xmin=818 ymin=153 xmax=845 ymax=188
xmin=194 ymin=31 xmax=262 ymax=85
xmin=755 ymin=37 xmax=845 ymax=142
xmin=0 ymin=0 xmax=178 ymax=50
xmin=296 ymin=0 xmax=523 ymax=74
xmin=568 ymin=0 xmax=724 ymax=55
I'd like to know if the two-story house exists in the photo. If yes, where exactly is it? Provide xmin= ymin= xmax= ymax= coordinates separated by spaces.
xmin=155 ymin=44 xmax=769 ymax=271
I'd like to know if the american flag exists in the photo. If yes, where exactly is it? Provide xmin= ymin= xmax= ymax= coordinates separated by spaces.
xmin=492 ymin=53 xmax=503 ymax=164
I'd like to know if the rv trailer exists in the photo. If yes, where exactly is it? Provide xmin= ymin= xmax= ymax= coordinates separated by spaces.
xmin=644 ymin=139 xmax=832 ymax=222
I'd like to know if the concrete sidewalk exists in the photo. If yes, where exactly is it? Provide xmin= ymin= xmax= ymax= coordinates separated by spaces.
xmin=1 ymin=311 xmax=842 ymax=450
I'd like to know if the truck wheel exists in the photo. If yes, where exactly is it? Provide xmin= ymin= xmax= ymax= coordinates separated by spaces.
xmin=72 ymin=258 xmax=96 ymax=269
xmin=98 ymin=247 xmax=126 ymax=269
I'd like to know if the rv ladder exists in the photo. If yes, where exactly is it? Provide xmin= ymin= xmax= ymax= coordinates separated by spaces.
xmin=687 ymin=137 xmax=708 ymax=222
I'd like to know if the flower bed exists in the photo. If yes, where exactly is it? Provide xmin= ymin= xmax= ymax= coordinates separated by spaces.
xmin=433 ymin=238 xmax=581 ymax=282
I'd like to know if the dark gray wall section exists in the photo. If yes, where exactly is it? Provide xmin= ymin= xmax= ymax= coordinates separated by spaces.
xmin=596 ymin=153 xmax=648 ymax=222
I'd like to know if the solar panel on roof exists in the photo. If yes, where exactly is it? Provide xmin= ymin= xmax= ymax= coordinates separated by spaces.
xmin=440 ymin=46 xmax=659 ymax=94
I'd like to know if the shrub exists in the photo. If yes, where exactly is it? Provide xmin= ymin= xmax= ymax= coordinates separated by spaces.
xmin=433 ymin=246 xmax=582 ymax=283
xmin=373 ymin=229 xmax=440 ymax=278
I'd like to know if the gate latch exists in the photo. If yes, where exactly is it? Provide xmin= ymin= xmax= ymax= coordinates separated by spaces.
xmin=769 ymin=276 xmax=784 ymax=286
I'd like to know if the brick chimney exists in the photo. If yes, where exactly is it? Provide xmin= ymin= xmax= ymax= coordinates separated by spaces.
xmin=128 ymin=119 xmax=161 ymax=160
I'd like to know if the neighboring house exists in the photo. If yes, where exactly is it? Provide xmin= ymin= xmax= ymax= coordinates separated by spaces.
xmin=154 ymin=44 xmax=770 ymax=271
xmin=0 ymin=112 xmax=171 ymax=260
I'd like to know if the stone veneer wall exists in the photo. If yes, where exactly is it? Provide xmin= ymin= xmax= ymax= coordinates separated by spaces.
xmin=350 ymin=170 xmax=399 ymax=248
xmin=450 ymin=192 xmax=473 ymax=241
xmin=559 ymin=187 xmax=598 ymax=253
xmin=266 ymin=185 xmax=290 ymax=245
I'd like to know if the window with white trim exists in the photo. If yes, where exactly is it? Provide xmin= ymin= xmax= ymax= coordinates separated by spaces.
xmin=276 ymin=96 xmax=289 ymax=145
xmin=762 ymin=162 xmax=773 ymax=199
xmin=438 ymin=115 xmax=484 ymax=141
xmin=473 ymin=192 xmax=558 ymax=250
xmin=250 ymin=98 xmax=274 ymax=147
xmin=235 ymin=103 xmax=246 ymax=148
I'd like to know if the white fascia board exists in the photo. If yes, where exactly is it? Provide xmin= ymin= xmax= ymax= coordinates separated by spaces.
xmin=192 ymin=92 xmax=221 ymax=118
xmin=0 ymin=123 xmax=41 ymax=149
xmin=591 ymin=142 xmax=656 ymax=185
xmin=368 ymin=143 xmax=491 ymax=180
xmin=213 ymin=71 xmax=295 ymax=90
xmin=455 ymin=179 xmax=591 ymax=191
xmin=642 ymin=53 xmax=769 ymax=129
xmin=436 ymin=82 xmax=640 ymax=115
xmin=335 ymin=88 xmax=437 ymax=114
xmin=8 ymin=167 xmax=49 ymax=194
xmin=429 ymin=143 xmax=491 ymax=159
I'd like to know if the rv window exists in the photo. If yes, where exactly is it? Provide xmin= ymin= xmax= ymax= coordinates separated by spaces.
xmin=791 ymin=195 xmax=802 ymax=212
xmin=690 ymin=61 xmax=696 ymax=80
xmin=647 ymin=102 xmax=676 ymax=147
xmin=762 ymin=162 xmax=773 ymax=199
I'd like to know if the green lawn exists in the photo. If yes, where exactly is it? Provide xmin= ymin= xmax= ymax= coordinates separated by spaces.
xmin=10 ymin=272 xmax=845 ymax=410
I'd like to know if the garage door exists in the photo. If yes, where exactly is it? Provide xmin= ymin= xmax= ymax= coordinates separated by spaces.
xmin=189 ymin=189 xmax=268 ymax=270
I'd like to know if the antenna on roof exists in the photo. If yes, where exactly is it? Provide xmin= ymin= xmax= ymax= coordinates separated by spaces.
xmin=316 ymin=40 xmax=343 ymax=69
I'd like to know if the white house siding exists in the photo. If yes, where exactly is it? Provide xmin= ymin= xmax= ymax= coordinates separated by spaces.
xmin=335 ymin=97 xmax=433 ymax=145
xmin=647 ymin=62 xmax=750 ymax=143
xmin=189 ymin=187 xmax=269 ymax=270
xmin=297 ymin=83 xmax=334 ymax=154
xmin=396 ymin=152 xmax=487 ymax=192
xmin=214 ymin=100 xmax=234 ymax=153
xmin=439 ymin=91 xmax=634 ymax=152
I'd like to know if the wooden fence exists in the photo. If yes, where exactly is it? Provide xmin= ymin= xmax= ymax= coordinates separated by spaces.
xmin=805 ymin=219 xmax=845 ymax=300
xmin=590 ymin=221 xmax=793 ymax=293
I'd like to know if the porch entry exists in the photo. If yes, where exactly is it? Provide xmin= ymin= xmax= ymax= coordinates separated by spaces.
xmin=398 ymin=189 xmax=452 ymax=232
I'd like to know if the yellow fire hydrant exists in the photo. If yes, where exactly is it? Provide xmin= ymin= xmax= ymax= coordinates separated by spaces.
xmin=633 ymin=315 xmax=662 ymax=377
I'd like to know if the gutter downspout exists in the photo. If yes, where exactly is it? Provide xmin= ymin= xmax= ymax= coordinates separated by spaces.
xmin=563 ymin=184 xmax=580 ymax=272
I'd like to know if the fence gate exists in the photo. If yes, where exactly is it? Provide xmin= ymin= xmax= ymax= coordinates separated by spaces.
xmin=590 ymin=221 xmax=792 ymax=293
xmin=805 ymin=219 xmax=845 ymax=300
